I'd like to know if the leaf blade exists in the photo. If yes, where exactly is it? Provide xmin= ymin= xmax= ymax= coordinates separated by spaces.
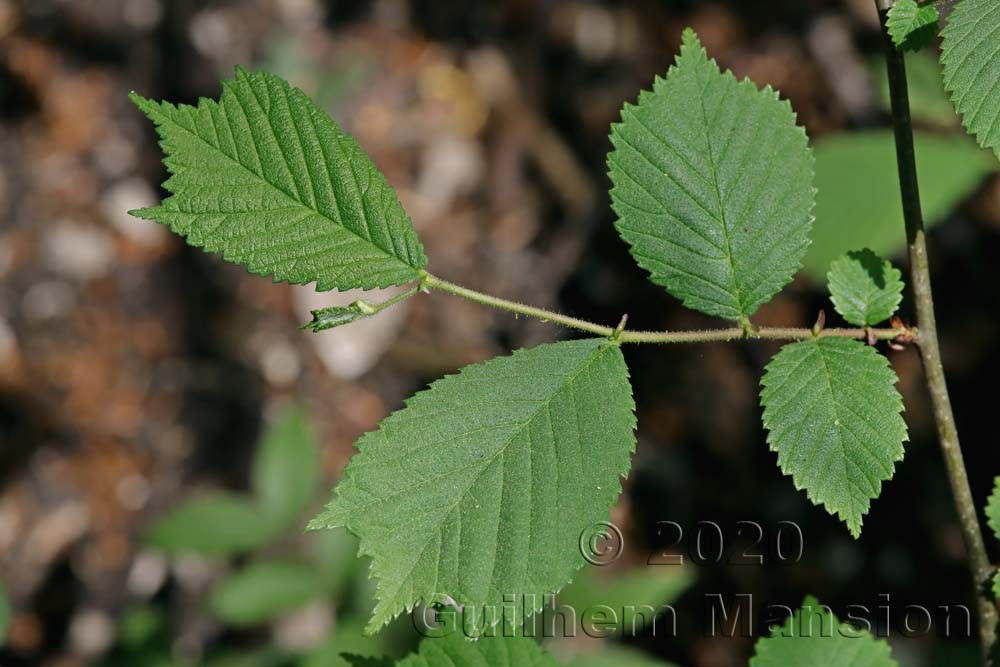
xmin=886 ymin=0 xmax=940 ymax=52
xmin=0 ymin=584 xmax=8 ymax=646
xmin=130 ymin=68 xmax=427 ymax=291
xmin=986 ymin=476 xmax=1000 ymax=542
xmin=608 ymin=29 xmax=815 ymax=321
xmin=310 ymin=339 xmax=636 ymax=633
xmin=208 ymin=560 xmax=322 ymax=626
xmin=760 ymin=338 xmax=908 ymax=537
xmin=750 ymin=596 xmax=898 ymax=667
xmin=252 ymin=404 xmax=320 ymax=528
xmin=804 ymin=130 xmax=994 ymax=276
xmin=393 ymin=633 xmax=558 ymax=667
xmin=827 ymin=249 xmax=904 ymax=327
xmin=941 ymin=0 xmax=1000 ymax=158
xmin=146 ymin=492 xmax=276 ymax=556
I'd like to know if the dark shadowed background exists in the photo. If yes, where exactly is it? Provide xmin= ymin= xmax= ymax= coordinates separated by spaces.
xmin=0 ymin=1 xmax=998 ymax=666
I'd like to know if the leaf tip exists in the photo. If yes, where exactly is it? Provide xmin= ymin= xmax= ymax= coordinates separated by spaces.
xmin=128 ymin=206 xmax=159 ymax=221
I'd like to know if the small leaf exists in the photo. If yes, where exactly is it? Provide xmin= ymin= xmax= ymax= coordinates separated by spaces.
xmin=608 ymin=29 xmax=815 ymax=321
xmin=0 ymin=584 xmax=9 ymax=645
xmin=341 ymin=656 xmax=396 ymax=667
xmin=985 ymin=476 xmax=1000 ymax=542
xmin=253 ymin=404 xmax=320 ymax=527
xmin=750 ymin=596 xmax=898 ymax=667
xmin=760 ymin=338 xmax=908 ymax=537
xmin=146 ymin=492 xmax=275 ymax=555
xmin=300 ymin=619 xmax=385 ymax=667
xmin=130 ymin=67 xmax=427 ymax=291
xmin=804 ymin=130 xmax=994 ymax=276
xmin=941 ymin=0 xmax=1000 ymax=158
xmin=310 ymin=339 xmax=636 ymax=633
xmin=204 ymin=650 xmax=288 ymax=667
xmin=395 ymin=633 xmax=558 ymax=667
xmin=827 ymin=249 xmax=904 ymax=327
xmin=568 ymin=646 xmax=679 ymax=667
xmin=208 ymin=560 xmax=322 ymax=626
xmin=886 ymin=0 xmax=940 ymax=52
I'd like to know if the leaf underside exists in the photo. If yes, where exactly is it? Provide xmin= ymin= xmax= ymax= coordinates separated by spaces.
xmin=130 ymin=67 xmax=427 ymax=291
xmin=826 ymin=249 xmax=904 ymax=327
xmin=760 ymin=338 xmax=907 ymax=537
xmin=750 ymin=596 xmax=898 ymax=667
xmin=310 ymin=339 xmax=636 ymax=634
xmin=608 ymin=28 xmax=815 ymax=321
xmin=941 ymin=0 xmax=1000 ymax=158
xmin=886 ymin=0 xmax=940 ymax=52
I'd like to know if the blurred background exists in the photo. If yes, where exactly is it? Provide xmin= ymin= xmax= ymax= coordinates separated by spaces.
xmin=1 ymin=0 xmax=999 ymax=665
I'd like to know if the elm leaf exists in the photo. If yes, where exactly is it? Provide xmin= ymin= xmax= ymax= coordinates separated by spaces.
xmin=310 ymin=339 xmax=636 ymax=634
xmin=760 ymin=338 xmax=908 ymax=537
xmin=985 ymin=476 xmax=1000 ymax=542
xmin=827 ymin=249 xmax=904 ymax=327
xmin=886 ymin=0 xmax=940 ymax=52
xmin=347 ymin=632 xmax=558 ymax=667
xmin=941 ymin=0 xmax=1000 ymax=158
xmin=750 ymin=596 xmax=898 ymax=667
xmin=130 ymin=68 xmax=427 ymax=291
xmin=609 ymin=28 xmax=815 ymax=321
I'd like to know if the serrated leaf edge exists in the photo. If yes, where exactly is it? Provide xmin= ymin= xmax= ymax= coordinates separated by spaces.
xmin=129 ymin=67 xmax=428 ymax=291
xmin=311 ymin=339 xmax=636 ymax=634
xmin=760 ymin=338 xmax=908 ymax=538
xmin=608 ymin=28 xmax=816 ymax=321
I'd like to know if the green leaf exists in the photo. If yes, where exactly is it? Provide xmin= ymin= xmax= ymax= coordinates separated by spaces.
xmin=804 ymin=130 xmax=994 ymax=276
xmin=146 ymin=492 xmax=275 ymax=555
xmin=941 ymin=0 xmax=1000 ymax=158
xmin=0 ymin=584 xmax=8 ymax=645
xmin=300 ymin=619 xmax=386 ymax=667
xmin=985 ymin=476 xmax=1000 ymax=542
xmin=118 ymin=606 xmax=165 ymax=648
xmin=558 ymin=564 xmax=692 ymax=619
xmin=760 ymin=338 xmax=907 ymax=537
xmin=567 ymin=645 xmax=678 ymax=667
xmin=208 ymin=560 xmax=322 ymax=626
xmin=310 ymin=339 xmax=636 ymax=633
xmin=886 ymin=0 xmax=940 ymax=52
xmin=608 ymin=28 xmax=815 ymax=322
xmin=342 ymin=656 xmax=396 ymax=667
xmin=253 ymin=404 xmax=320 ymax=527
xmin=994 ymin=571 xmax=1000 ymax=600
xmin=750 ymin=596 xmax=898 ymax=667
xmin=826 ymin=249 xmax=904 ymax=327
xmin=204 ymin=650 xmax=289 ymax=667
xmin=130 ymin=67 xmax=427 ymax=291
xmin=306 ymin=529 xmax=363 ymax=598
xmin=395 ymin=633 xmax=558 ymax=667
xmin=874 ymin=53 xmax=959 ymax=127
